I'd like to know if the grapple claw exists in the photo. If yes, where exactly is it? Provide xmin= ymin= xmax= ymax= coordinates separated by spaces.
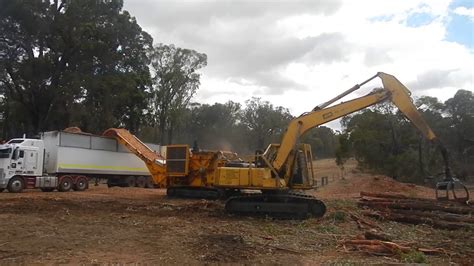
xmin=435 ymin=178 xmax=470 ymax=204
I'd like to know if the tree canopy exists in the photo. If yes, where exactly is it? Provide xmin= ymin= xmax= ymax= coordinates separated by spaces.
xmin=338 ymin=91 xmax=474 ymax=181
xmin=0 ymin=0 xmax=152 ymax=136
xmin=148 ymin=43 xmax=207 ymax=144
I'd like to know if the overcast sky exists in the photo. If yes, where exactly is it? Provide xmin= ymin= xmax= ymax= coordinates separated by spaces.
xmin=124 ymin=0 xmax=473 ymax=128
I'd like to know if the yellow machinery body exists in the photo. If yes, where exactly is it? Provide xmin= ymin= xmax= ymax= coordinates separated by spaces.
xmin=214 ymin=167 xmax=278 ymax=188
xmin=103 ymin=129 xmax=237 ymax=192
xmin=214 ymin=143 xmax=315 ymax=191
xmin=166 ymin=145 xmax=236 ymax=188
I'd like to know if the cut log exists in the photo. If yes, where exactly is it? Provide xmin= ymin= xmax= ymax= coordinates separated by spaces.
xmin=375 ymin=212 xmax=472 ymax=230
xmin=360 ymin=196 xmax=470 ymax=209
xmin=361 ymin=191 xmax=417 ymax=199
xmin=358 ymin=201 xmax=473 ymax=215
xmin=389 ymin=209 xmax=474 ymax=224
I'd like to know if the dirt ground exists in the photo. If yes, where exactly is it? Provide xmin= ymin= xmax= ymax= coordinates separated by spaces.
xmin=1 ymin=159 xmax=473 ymax=264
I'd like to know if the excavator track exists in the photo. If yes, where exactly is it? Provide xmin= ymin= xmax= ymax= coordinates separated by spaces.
xmin=167 ymin=186 xmax=222 ymax=200
xmin=225 ymin=192 xmax=326 ymax=219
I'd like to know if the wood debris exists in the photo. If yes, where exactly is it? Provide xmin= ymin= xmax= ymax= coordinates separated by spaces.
xmin=342 ymin=239 xmax=447 ymax=256
xmin=358 ymin=192 xmax=474 ymax=230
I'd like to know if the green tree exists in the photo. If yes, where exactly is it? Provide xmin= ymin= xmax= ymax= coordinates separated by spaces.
xmin=301 ymin=126 xmax=337 ymax=158
xmin=339 ymin=90 xmax=474 ymax=182
xmin=335 ymin=132 xmax=351 ymax=169
xmin=444 ymin=90 xmax=474 ymax=178
xmin=0 ymin=0 xmax=152 ymax=137
xmin=241 ymin=97 xmax=293 ymax=150
xmin=149 ymin=44 xmax=207 ymax=144
xmin=174 ymin=101 xmax=245 ymax=151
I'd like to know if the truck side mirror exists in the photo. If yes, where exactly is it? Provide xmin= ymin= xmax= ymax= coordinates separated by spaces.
xmin=12 ymin=147 xmax=19 ymax=160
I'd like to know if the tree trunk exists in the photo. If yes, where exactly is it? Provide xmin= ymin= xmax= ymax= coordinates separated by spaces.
xmin=167 ymin=125 xmax=173 ymax=144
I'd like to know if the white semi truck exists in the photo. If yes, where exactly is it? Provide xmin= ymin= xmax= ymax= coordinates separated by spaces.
xmin=0 ymin=131 xmax=160 ymax=193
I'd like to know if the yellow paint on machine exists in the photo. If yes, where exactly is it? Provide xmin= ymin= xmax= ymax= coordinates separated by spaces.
xmin=58 ymin=163 xmax=148 ymax=172
xmin=214 ymin=167 xmax=282 ymax=188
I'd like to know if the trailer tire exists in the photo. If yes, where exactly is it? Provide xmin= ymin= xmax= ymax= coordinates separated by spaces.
xmin=41 ymin=188 xmax=55 ymax=192
xmin=7 ymin=176 xmax=24 ymax=193
xmin=58 ymin=177 xmax=73 ymax=192
xmin=145 ymin=177 xmax=154 ymax=188
xmin=125 ymin=176 xmax=136 ymax=187
xmin=136 ymin=176 xmax=146 ymax=188
xmin=74 ymin=177 xmax=88 ymax=191
xmin=0 ymin=188 xmax=4 ymax=192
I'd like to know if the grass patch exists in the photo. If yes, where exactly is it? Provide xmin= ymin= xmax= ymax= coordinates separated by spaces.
xmin=327 ymin=211 xmax=347 ymax=223
xmin=328 ymin=259 xmax=358 ymax=266
xmin=399 ymin=250 xmax=427 ymax=263
xmin=327 ymin=199 xmax=357 ymax=211
xmin=314 ymin=224 xmax=340 ymax=234
xmin=261 ymin=222 xmax=280 ymax=236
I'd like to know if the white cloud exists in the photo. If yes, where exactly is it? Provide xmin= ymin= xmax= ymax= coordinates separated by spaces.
xmin=453 ymin=6 xmax=474 ymax=20
xmin=124 ymin=0 xmax=474 ymax=124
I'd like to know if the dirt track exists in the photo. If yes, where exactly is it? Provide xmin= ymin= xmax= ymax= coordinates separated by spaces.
xmin=1 ymin=159 xmax=473 ymax=264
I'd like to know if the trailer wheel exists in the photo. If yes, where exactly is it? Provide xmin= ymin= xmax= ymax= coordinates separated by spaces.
xmin=41 ymin=188 xmax=55 ymax=192
xmin=0 ymin=188 xmax=4 ymax=192
xmin=145 ymin=177 xmax=154 ymax=188
xmin=125 ymin=176 xmax=136 ymax=187
xmin=74 ymin=177 xmax=88 ymax=191
xmin=58 ymin=177 xmax=73 ymax=192
xmin=7 ymin=176 xmax=24 ymax=193
xmin=136 ymin=176 xmax=146 ymax=188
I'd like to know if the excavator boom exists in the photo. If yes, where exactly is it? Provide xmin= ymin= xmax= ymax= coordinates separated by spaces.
xmin=272 ymin=72 xmax=437 ymax=172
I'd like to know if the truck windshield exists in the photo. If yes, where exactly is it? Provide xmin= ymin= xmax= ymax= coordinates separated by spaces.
xmin=8 ymin=139 xmax=24 ymax=144
xmin=0 ymin=148 xmax=12 ymax=158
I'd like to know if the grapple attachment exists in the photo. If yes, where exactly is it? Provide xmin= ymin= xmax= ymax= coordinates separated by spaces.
xmin=435 ymin=178 xmax=470 ymax=204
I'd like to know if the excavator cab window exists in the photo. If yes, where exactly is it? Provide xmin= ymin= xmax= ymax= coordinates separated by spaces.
xmin=291 ymin=144 xmax=314 ymax=186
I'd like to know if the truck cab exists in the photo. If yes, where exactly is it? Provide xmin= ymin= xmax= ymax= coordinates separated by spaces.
xmin=0 ymin=139 xmax=44 ymax=191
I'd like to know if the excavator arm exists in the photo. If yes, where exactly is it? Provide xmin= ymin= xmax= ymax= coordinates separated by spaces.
xmin=223 ymin=72 xmax=468 ymax=219
xmin=270 ymin=72 xmax=469 ymax=203
xmin=272 ymin=72 xmax=437 ymax=172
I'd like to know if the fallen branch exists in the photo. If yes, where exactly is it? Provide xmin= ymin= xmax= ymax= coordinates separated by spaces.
xmin=349 ymin=212 xmax=382 ymax=230
xmin=364 ymin=229 xmax=392 ymax=241
xmin=343 ymin=239 xmax=448 ymax=256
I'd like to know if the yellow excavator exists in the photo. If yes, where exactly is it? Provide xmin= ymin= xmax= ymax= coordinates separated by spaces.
xmin=105 ymin=72 xmax=469 ymax=218
xmin=214 ymin=72 xmax=469 ymax=218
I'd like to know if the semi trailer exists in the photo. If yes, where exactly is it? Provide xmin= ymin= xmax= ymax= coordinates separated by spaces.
xmin=0 ymin=131 xmax=160 ymax=193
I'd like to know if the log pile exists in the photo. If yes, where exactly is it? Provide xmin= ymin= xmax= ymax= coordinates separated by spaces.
xmin=357 ymin=192 xmax=474 ymax=230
